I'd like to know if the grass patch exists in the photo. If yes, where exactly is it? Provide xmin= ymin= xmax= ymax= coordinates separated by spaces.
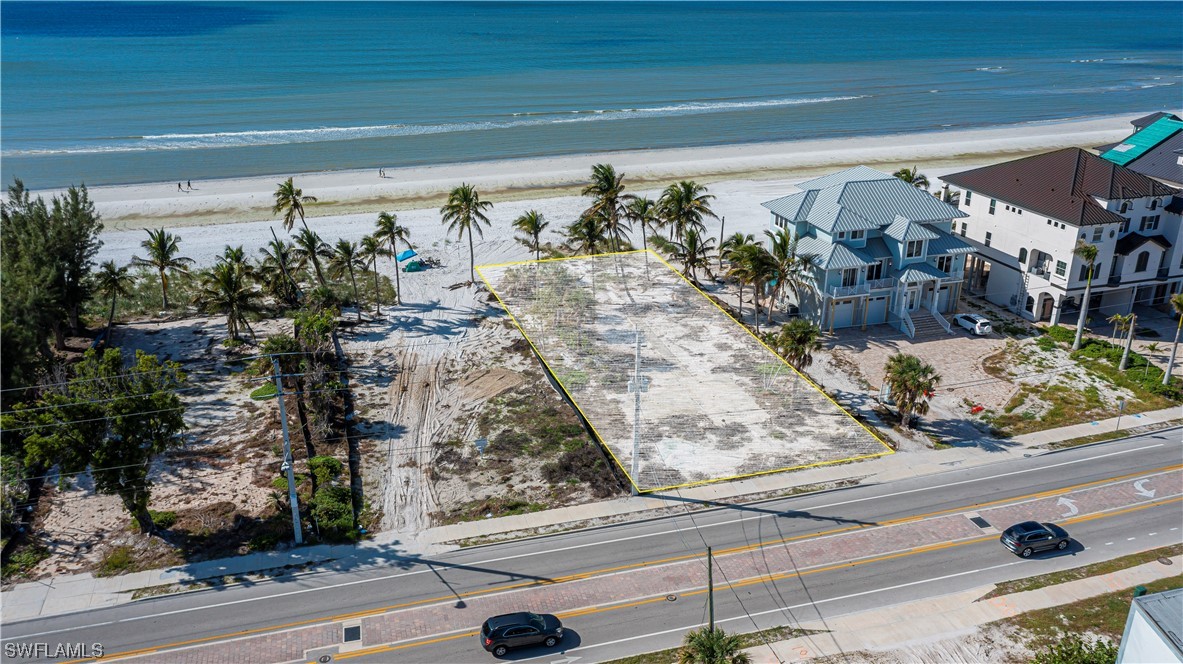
xmin=600 ymin=625 xmax=818 ymax=664
xmin=999 ymin=575 xmax=1183 ymax=650
xmin=1 ymin=543 xmax=50 ymax=581
xmin=1047 ymin=419 xmax=1183 ymax=449
xmin=95 ymin=545 xmax=137 ymax=577
xmin=435 ymin=496 xmax=549 ymax=526
xmin=981 ymin=543 xmax=1181 ymax=600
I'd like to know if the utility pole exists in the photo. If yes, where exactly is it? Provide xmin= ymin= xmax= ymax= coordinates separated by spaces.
xmin=628 ymin=325 xmax=648 ymax=496
xmin=273 ymin=357 xmax=303 ymax=545
xmin=707 ymin=545 xmax=715 ymax=633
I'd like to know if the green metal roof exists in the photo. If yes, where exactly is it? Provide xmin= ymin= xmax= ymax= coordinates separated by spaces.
xmin=1101 ymin=117 xmax=1183 ymax=167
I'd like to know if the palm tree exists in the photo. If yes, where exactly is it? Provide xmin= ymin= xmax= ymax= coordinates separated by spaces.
xmin=1107 ymin=312 xmax=1132 ymax=341
xmin=220 ymin=245 xmax=254 ymax=279
xmin=651 ymin=229 xmax=715 ymax=284
xmin=1119 ymin=313 xmax=1138 ymax=371
xmin=678 ymin=627 xmax=751 ymax=664
xmin=765 ymin=318 xmax=824 ymax=371
xmin=883 ymin=353 xmax=941 ymax=429
xmin=659 ymin=181 xmax=717 ymax=245
xmin=765 ymin=227 xmax=819 ymax=323
xmin=130 ymin=227 xmax=193 ymax=310
xmin=373 ymin=211 xmax=412 ymax=305
xmin=258 ymin=238 xmax=301 ymax=308
xmin=193 ymin=261 xmax=260 ymax=343
xmin=1072 ymin=241 xmax=1099 ymax=350
xmin=893 ymin=166 xmax=930 ymax=191
xmin=582 ymin=164 xmax=627 ymax=252
xmin=512 ymin=209 xmax=549 ymax=261
xmin=1163 ymin=294 xmax=1183 ymax=385
xmin=727 ymin=243 xmax=775 ymax=334
xmin=93 ymin=260 xmax=135 ymax=334
xmin=1143 ymin=342 xmax=1162 ymax=377
xmin=358 ymin=235 xmax=391 ymax=316
xmin=273 ymin=177 xmax=318 ymax=232
xmin=292 ymin=227 xmax=331 ymax=286
xmin=719 ymin=232 xmax=756 ymax=267
xmin=564 ymin=211 xmax=609 ymax=256
xmin=328 ymin=239 xmax=366 ymax=321
xmin=440 ymin=183 xmax=493 ymax=283
xmin=623 ymin=196 xmax=659 ymax=256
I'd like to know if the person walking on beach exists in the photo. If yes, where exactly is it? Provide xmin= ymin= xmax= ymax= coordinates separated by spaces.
xmin=178 ymin=182 xmax=183 ymax=192
xmin=187 ymin=180 xmax=192 ymax=190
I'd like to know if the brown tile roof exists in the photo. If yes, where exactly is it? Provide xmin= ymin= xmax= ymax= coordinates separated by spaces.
xmin=942 ymin=148 xmax=1180 ymax=227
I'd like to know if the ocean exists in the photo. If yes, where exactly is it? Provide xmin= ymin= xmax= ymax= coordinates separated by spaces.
xmin=2 ymin=1 xmax=1180 ymax=189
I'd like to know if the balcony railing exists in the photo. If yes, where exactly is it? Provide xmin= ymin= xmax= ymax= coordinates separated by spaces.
xmin=830 ymin=283 xmax=869 ymax=298
xmin=867 ymin=277 xmax=896 ymax=291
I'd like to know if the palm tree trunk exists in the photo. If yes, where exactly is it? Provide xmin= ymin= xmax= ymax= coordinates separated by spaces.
xmin=372 ymin=259 xmax=381 ymax=315
xmin=1165 ymin=315 xmax=1182 ymax=385
xmin=107 ymin=292 xmax=117 ymax=336
xmin=392 ymin=247 xmax=402 ymax=306
xmin=1072 ymin=270 xmax=1093 ymax=350
xmin=1119 ymin=314 xmax=1137 ymax=370
xmin=349 ymin=269 xmax=360 ymax=321
xmin=159 ymin=269 xmax=170 ymax=310
xmin=737 ymin=283 xmax=744 ymax=322
xmin=468 ymin=230 xmax=475 ymax=283
xmin=313 ymin=258 xmax=326 ymax=286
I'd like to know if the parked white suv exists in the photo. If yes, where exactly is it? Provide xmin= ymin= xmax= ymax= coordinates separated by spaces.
xmin=953 ymin=313 xmax=992 ymax=336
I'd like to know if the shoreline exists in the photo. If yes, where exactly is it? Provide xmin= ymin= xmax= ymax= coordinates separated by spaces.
xmin=29 ymin=113 xmax=1157 ymax=232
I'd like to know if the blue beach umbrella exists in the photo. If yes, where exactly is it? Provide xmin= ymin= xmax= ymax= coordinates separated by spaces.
xmin=396 ymin=248 xmax=418 ymax=262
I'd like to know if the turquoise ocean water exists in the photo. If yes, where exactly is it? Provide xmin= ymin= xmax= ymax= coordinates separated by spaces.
xmin=2 ymin=1 xmax=1181 ymax=188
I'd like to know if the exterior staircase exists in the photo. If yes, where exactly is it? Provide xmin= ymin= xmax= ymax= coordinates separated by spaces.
xmin=910 ymin=311 xmax=949 ymax=338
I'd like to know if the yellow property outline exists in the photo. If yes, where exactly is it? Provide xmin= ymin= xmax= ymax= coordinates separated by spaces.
xmin=476 ymin=249 xmax=892 ymax=493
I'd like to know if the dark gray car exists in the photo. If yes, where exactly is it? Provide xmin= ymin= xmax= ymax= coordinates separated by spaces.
xmin=1000 ymin=521 xmax=1071 ymax=557
xmin=480 ymin=612 xmax=563 ymax=657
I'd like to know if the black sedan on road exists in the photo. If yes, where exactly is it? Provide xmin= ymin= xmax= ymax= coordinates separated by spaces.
xmin=1001 ymin=521 xmax=1071 ymax=557
xmin=480 ymin=612 xmax=564 ymax=657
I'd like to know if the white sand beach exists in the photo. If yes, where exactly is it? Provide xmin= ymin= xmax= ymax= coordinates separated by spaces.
xmin=24 ymin=113 xmax=1147 ymax=237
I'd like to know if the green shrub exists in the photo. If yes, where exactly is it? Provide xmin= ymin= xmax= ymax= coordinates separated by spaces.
xmin=1031 ymin=634 xmax=1118 ymax=664
xmin=1036 ymin=336 xmax=1057 ymax=352
xmin=312 ymin=486 xmax=355 ymax=540
xmin=309 ymin=456 xmax=343 ymax=486
xmin=1042 ymin=325 xmax=1076 ymax=344
xmin=1 ymin=544 xmax=49 ymax=579
xmin=249 ymin=383 xmax=278 ymax=400
xmin=96 ymin=545 xmax=136 ymax=577
xmin=148 ymin=510 xmax=177 ymax=530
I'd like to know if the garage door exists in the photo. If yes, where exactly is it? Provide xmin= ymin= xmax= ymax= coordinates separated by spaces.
xmin=936 ymin=286 xmax=951 ymax=311
xmin=832 ymin=300 xmax=856 ymax=329
xmin=866 ymin=296 xmax=889 ymax=325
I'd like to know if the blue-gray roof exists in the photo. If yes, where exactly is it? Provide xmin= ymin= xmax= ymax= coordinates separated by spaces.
xmin=926 ymin=228 xmax=975 ymax=255
xmin=884 ymin=215 xmax=940 ymax=242
xmin=795 ymin=235 xmax=876 ymax=270
xmin=761 ymin=165 xmax=967 ymax=235
xmin=895 ymin=262 xmax=948 ymax=283
xmin=864 ymin=236 xmax=893 ymax=259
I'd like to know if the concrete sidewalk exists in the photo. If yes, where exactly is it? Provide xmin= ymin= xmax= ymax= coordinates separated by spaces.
xmin=746 ymin=554 xmax=1183 ymax=662
xmin=2 ymin=406 xmax=1179 ymax=623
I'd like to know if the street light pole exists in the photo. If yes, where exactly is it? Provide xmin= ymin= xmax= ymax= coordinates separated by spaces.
xmin=707 ymin=545 xmax=715 ymax=633
xmin=628 ymin=325 xmax=648 ymax=496
xmin=273 ymin=357 xmax=303 ymax=545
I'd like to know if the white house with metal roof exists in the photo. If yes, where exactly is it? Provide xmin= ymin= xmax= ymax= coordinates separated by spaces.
xmin=761 ymin=165 xmax=972 ymax=337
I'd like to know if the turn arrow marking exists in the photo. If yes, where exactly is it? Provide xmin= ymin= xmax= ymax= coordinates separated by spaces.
xmin=1057 ymin=497 xmax=1079 ymax=517
xmin=1133 ymin=479 xmax=1157 ymax=498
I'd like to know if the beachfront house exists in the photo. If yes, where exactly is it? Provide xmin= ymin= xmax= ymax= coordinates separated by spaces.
xmin=942 ymin=148 xmax=1182 ymax=324
xmin=1095 ymin=112 xmax=1183 ymax=188
xmin=761 ymin=166 xmax=972 ymax=337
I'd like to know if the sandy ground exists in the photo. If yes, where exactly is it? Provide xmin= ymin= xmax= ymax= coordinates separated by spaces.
xmin=11 ymin=113 xmax=1148 ymax=234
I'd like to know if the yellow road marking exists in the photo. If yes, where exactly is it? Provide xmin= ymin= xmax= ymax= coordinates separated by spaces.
xmin=70 ymin=466 xmax=1182 ymax=663
xmin=333 ymin=495 xmax=1183 ymax=661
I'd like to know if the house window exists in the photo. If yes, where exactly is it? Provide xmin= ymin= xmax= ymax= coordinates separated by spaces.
xmin=1078 ymin=264 xmax=1091 ymax=281
xmin=1018 ymin=248 xmax=1028 ymax=264
xmin=1025 ymin=295 xmax=1035 ymax=313
xmin=1120 ymin=201 xmax=1129 ymax=213
xmin=989 ymin=199 xmax=997 ymax=215
xmin=964 ymin=191 xmax=972 ymax=206
xmin=1120 ymin=219 xmax=1130 ymax=234
xmin=984 ymin=232 xmax=992 ymax=247
xmin=960 ymin=222 xmax=967 ymax=237
xmin=837 ymin=231 xmax=846 ymax=240
xmin=1092 ymin=226 xmax=1103 ymax=242
xmin=905 ymin=240 xmax=924 ymax=258
xmin=1140 ymin=215 xmax=1161 ymax=232
xmin=850 ymin=229 xmax=865 ymax=240
xmin=1150 ymin=198 xmax=1160 ymax=210
xmin=1055 ymin=260 xmax=1067 ymax=277
xmin=1135 ymin=251 xmax=1150 ymax=272
xmin=1047 ymin=219 xmax=1053 ymax=226
xmin=936 ymin=255 xmax=953 ymax=273
xmin=841 ymin=268 xmax=859 ymax=288
xmin=867 ymin=261 xmax=884 ymax=281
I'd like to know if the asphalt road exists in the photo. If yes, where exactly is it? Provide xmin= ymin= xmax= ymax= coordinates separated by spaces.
xmin=3 ymin=430 xmax=1181 ymax=663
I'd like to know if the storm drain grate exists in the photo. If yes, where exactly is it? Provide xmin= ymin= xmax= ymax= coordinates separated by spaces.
xmin=343 ymin=626 xmax=361 ymax=643
xmin=970 ymin=516 xmax=992 ymax=529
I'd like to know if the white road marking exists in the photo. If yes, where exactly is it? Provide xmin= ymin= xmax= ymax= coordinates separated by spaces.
xmin=515 ymin=560 xmax=1027 ymax=661
xmin=1134 ymin=479 xmax=1157 ymax=498
xmin=3 ymin=443 xmax=1171 ymax=639
xmin=1105 ymin=542 xmax=1114 ymax=546
xmin=1057 ymin=497 xmax=1079 ymax=517
xmin=1150 ymin=532 xmax=1158 ymax=536
xmin=1128 ymin=537 xmax=1137 ymax=541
